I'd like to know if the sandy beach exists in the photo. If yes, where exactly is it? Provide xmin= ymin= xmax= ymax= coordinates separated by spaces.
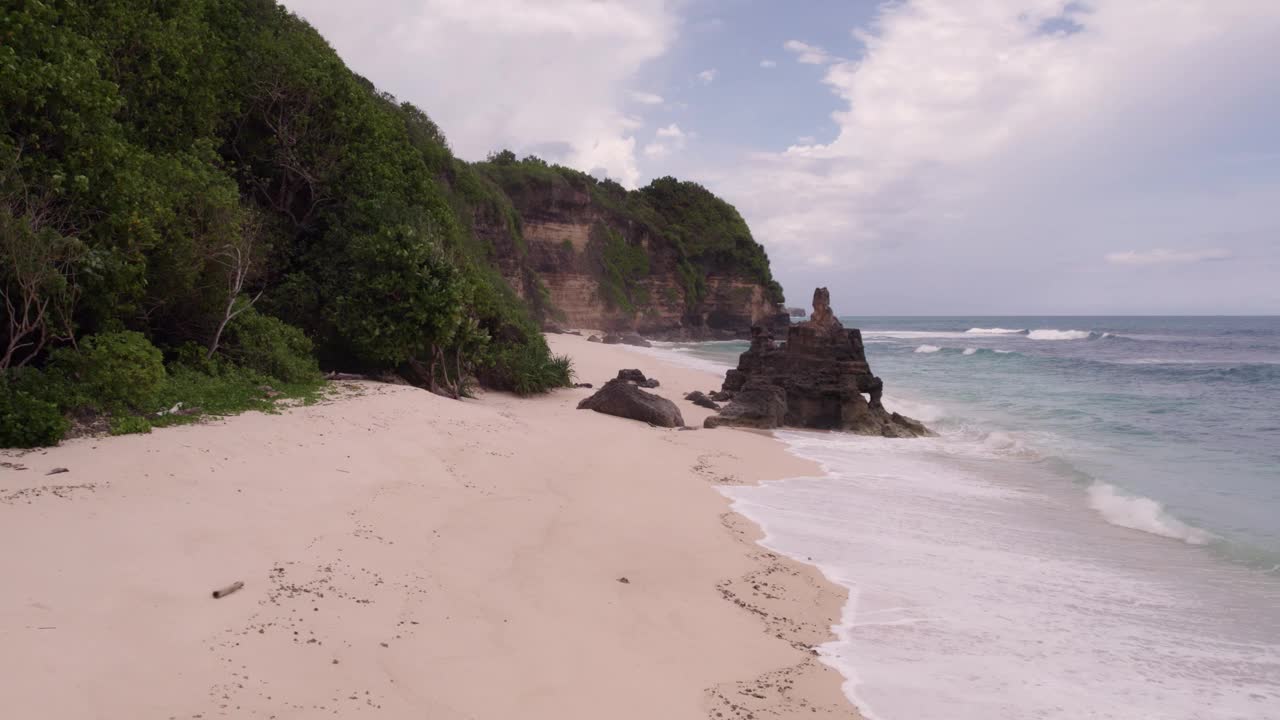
xmin=0 ymin=334 xmax=860 ymax=719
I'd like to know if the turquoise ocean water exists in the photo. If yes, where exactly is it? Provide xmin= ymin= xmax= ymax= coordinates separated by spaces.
xmin=648 ymin=317 xmax=1280 ymax=720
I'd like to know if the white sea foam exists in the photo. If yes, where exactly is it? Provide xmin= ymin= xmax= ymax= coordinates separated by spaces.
xmin=726 ymin=433 xmax=1280 ymax=720
xmin=994 ymin=349 xmax=1014 ymax=354
xmin=881 ymin=395 xmax=946 ymax=424
xmin=1028 ymin=328 xmax=1093 ymax=340
xmin=914 ymin=344 xmax=942 ymax=353
xmin=962 ymin=347 xmax=978 ymax=355
xmin=864 ymin=330 xmax=969 ymax=339
xmin=965 ymin=327 xmax=1027 ymax=335
xmin=1086 ymin=482 xmax=1215 ymax=545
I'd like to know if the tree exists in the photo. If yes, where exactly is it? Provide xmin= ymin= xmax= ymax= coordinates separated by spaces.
xmin=1 ymin=153 xmax=83 ymax=371
xmin=207 ymin=210 xmax=265 ymax=359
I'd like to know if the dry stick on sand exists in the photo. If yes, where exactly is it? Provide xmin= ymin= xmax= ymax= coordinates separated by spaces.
xmin=211 ymin=581 xmax=244 ymax=599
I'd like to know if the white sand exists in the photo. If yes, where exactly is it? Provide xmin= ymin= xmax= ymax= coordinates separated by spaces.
xmin=0 ymin=334 xmax=860 ymax=719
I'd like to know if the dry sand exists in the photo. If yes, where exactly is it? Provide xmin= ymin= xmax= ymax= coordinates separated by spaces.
xmin=0 ymin=333 xmax=861 ymax=719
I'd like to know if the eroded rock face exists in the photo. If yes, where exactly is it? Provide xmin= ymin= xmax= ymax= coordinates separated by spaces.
xmin=704 ymin=288 xmax=931 ymax=438
xmin=577 ymin=379 xmax=685 ymax=428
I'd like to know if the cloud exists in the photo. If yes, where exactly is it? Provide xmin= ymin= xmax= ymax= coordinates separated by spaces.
xmin=710 ymin=0 xmax=1280 ymax=312
xmin=656 ymin=123 xmax=686 ymax=139
xmin=644 ymin=123 xmax=689 ymax=159
xmin=760 ymin=59 xmax=777 ymax=68
xmin=280 ymin=0 xmax=677 ymax=188
xmin=783 ymin=39 xmax=834 ymax=65
xmin=630 ymin=91 xmax=664 ymax=105
xmin=1105 ymin=248 xmax=1233 ymax=266
xmin=697 ymin=68 xmax=719 ymax=84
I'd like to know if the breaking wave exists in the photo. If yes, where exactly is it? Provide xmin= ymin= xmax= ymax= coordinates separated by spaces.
xmin=965 ymin=327 xmax=1028 ymax=335
xmin=1087 ymin=482 xmax=1215 ymax=545
xmin=962 ymin=347 xmax=978 ymax=355
xmin=914 ymin=344 xmax=942 ymax=353
xmin=1028 ymin=329 xmax=1094 ymax=341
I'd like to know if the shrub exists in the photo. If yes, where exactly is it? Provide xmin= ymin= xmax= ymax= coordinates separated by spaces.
xmin=224 ymin=308 xmax=322 ymax=384
xmin=481 ymin=343 xmax=574 ymax=396
xmin=75 ymin=331 xmax=167 ymax=412
xmin=0 ymin=378 xmax=69 ymax=447
xmin=109 ymin=415 xmax=152 ymax=436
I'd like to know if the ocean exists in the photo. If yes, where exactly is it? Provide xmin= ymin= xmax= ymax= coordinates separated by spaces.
xmin=652 ymin=317 xmax=1280 ymax=720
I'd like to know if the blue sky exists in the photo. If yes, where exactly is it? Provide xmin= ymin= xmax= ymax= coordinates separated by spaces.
xmin=284 ymin=0 xmax=1279 ymax=314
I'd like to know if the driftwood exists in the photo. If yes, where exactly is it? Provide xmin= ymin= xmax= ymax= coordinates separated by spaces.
xmin=211 ymin=580 xmax=244 ymax=599
xmin=325 ymin=371 xmax=370 ymax=381
xmin=46 ymin=467 xmax=68 ymax=476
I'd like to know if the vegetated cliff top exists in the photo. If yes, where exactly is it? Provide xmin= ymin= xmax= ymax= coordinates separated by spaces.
xmin=474 ymin=152 xmax=785 ymax=305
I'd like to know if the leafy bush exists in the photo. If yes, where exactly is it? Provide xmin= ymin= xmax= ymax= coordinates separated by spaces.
xmin=74 ymin=331 xmax=167 ymax=413
xmin=109 ymin=415 xmax=152 ymax=436
xmin=481 ymin=342 xmax=574 ymax=396
xmin=224 ymin=308 xmax=322 ymax=384
xmin=0 ymin=377 xmax=69 ymax=448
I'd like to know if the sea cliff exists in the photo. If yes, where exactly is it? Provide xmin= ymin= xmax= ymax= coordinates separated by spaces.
xmin=470 ymin=156 xmax=791 ymax=339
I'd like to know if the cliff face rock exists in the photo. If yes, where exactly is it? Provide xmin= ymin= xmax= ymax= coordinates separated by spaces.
xmin=705 ymin=288 xmax=931 ymax=438
xmin=472 ymin=160 xmax=789 ymax=339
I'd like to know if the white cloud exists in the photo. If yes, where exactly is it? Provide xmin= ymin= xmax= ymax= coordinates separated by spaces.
xmin=280 ymin=0 xmax=677 ymax=188
xmin=783 ymin=39 xmax=834 ymax=65
xmin=644 ymin=123 xmax=689 ymax=159
xmin=697 ymin=68 xmax=719 ymax=84
xmin=711 ymin=0 xmax=1280 ymax=312
xmin=760 ymin=59 xmax=777 ymax=68
xmin=1105 ymin=248 xmax=1233 ymax=266
xmin=656 ymin=123 xmax=686 ymax=139
xmin=630 ymin=91 xmax=665 ymax=105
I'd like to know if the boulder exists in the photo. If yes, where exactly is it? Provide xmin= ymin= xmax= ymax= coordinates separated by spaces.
xmin=703 ymin=288 xmax=931 ymax=437
xmin=684 ymin=391 xmax=721 ymax=410
xmin=587 ymin=335 xmax=602 ymax=343
xmin=616 ymin=369 xmax=661 ymax=388
xmin=602 ymin=332 xmax=652 ymax=348
xmin=709 ymin=389 xmax=734 ymax=402
xmin=577 ymin=379 xmax=685 ymax=428
xmin=617 ymin=369 xmax=648 ymax=383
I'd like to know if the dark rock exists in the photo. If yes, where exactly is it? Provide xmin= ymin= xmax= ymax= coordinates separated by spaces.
xmin=573 ymin=383 xmax=594 ymax=389
xmin=703 ymin=288 xmax=931 ymax=437
xmin=587 ymin=335 xmax=602 ymax=343
xmin=617 ymin=369 xmax=648 ymax=384
xmin=703 ymin=380 xmax=786 ymax=429
xmin=639 ymin=378 xmax=659 ymax=389
xmin=709 ymin=389 xmax=734 ymax=402
xmin=602 ymin=332 xmax=652 ymax=348
xmin=577 ymin=379 xmax=685 ymax=428
xmin=46 ymin=467 xmax=70 ymax=476
xmin=684 ymin=391 xmax=721 ymax=410
xmin=617 ymin=577 xmax=631 ymax=584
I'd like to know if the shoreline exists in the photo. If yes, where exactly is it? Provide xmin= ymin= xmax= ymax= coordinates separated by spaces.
xmin=1 ymin=333 xmax=863 ymax=719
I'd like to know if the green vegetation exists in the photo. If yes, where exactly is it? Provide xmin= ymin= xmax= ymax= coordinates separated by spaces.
xmin=0 ymin=0 xmax=572 ymax=447
xmin=474 ymin=156 xmax=784 ymax=313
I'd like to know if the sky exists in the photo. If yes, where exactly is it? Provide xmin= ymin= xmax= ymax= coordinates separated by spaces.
xmin=281 ymin=0 xmax=1280 ymax=315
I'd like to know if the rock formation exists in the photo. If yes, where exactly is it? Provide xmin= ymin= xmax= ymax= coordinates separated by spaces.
xmin=603 ymin=332 xmax=653 ymax=348
xmin=577 ymin=379 xmax=684 ymax=428
xmin=476 ymin=165 xmax=790 ymax=339
xmin=683 ymin=391 xmax=721 ymax=410
xmin=616 ymin=369 xmax=659 ymax=388
xmin=704 ymin=288 xmax=930 ymax=438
